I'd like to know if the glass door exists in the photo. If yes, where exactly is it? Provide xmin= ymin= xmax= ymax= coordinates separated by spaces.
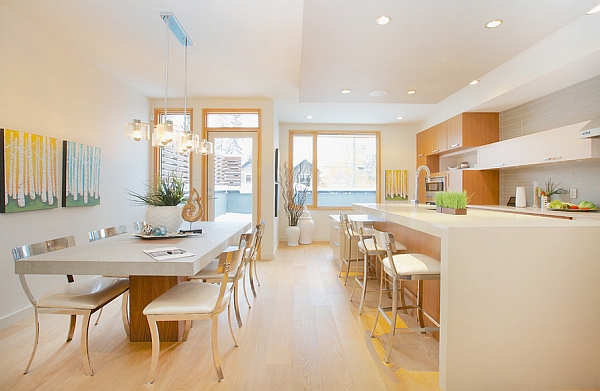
xmin=206 ymin=132 xmax=257 ymax=223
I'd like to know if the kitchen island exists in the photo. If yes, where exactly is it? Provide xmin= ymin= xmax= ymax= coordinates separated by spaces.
xmin=353 ymin=202 xmax=600 ymax=391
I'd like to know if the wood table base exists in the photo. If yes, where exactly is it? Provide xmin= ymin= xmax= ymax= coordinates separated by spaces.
xmin=129 ymin=275 xmax=186 ymax=342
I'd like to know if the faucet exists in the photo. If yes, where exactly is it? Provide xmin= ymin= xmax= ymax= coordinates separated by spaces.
xmin=412 ymin=165 xmax=431 ymax=210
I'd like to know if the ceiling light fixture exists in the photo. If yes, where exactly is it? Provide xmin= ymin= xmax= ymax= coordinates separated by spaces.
xmin=376 ymin=15 xmax=391 ymax=25
xmin=341 ymin=89 xmax=351 ymax=94
xmin=407 ymin=90 xmax=416 ymax=95
xmin=397 ymin=116 xmax=404 ymax=120
xmin=470 ymin=79 xmax=480 ymax=85
xmin=126 ymin=13 xmax=212 ymax=155
xmin=586 ymin=4 xmax=600 ymax=14
xmin=306 ymin=115 xmax=313 ymax=119
xmin=485 ymin=20 xmax=503 ymax=29
xmin=369 ymin=89 xmax=387 ymax=97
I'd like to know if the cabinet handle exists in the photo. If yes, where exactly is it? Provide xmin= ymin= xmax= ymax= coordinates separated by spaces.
xmin=450 ymin=143 xmax=460 ymax=148
xmin=541 ymin=156 xmax=562 ymax=161
xmin=491 ymin=163 xmax=505 ymax=168
xmin=417 ymin=153 xmax=424 ymax=157
xmin=333 ymin=242 xmax=339 ymax=247
xmin=431 ymin=149 xmax=440 ymax=153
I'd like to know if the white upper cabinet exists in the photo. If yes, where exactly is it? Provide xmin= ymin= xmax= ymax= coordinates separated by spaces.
xmin=477 ymin=120 xmax=600 ymax=169
xmin=477 ymin=137 xmax=522 ymax=169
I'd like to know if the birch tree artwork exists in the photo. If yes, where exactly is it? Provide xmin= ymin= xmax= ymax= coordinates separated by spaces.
xmin=385 ymin=169 xmax=409 ymax=201
xmin=1 ymin=128 xmax=58 ymax=213
xmin=62 ymin=141 xmax=101 ymax=207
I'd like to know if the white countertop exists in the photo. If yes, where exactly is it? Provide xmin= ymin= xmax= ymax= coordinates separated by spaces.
xmin=468 ymin=204 xmax=600 ymax=220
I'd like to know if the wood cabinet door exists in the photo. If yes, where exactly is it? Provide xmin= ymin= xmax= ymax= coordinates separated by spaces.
xmin=446 ymin=114 xmax=463 ymax=150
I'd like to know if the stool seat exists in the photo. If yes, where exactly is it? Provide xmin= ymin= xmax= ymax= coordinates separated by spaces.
xmin=358 ymin=238 xmax=407 ymax=255
xmin=382 ymin=253 xmax=440 ymax=281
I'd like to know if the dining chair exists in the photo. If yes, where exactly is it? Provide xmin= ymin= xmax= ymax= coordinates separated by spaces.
xmin=13 ymin=236 xmax=130 ymax=376
xmin=88 ymin=225 xmax=130 ymax=333
xmin=188 ymin=231 xmax=256 ymax=328
xmin=143 ymin=239 xmax=248 ymax=383
xmin=247 ymin=219 xmax=266 ymax=298
xmin=370 ymin=232 xmax=441 ymax=363
xmin=350 ymin=221 xmax=407 ymax=315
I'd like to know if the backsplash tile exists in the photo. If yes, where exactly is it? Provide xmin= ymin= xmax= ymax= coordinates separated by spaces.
xmin=499 ymin=74 xmax=600 ymax=207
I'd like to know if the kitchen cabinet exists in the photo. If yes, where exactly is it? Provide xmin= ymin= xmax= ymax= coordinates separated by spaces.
xmin=416 ymin=130 xmax=427 ymax=168
xmin=446 ymin=113 xmax=499 ymax=152
xmin=329 ymin=215 xmax=374 ymax=262
xmin=447 ymin=169 xmax=499 ymax=205
xmin=477 ymin=137 xmax=522 ymax=169
xmin=429 ymin=122 xmax=448 ymax=154
xmin=520 ymin=121 xmax=600 ymax=165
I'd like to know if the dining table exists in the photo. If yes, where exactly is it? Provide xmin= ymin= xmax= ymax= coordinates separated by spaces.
xmin=14 ymin=221 xmax=251 ymax=342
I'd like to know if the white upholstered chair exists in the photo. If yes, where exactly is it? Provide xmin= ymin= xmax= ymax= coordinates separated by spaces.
xmin=87 ymin=225 xmax=130 ymax=332
xmin=13 ymin=236 xmax=130 ymax=375
xmin=143 ymin=239 xmax=248 ymax=383
xmin=188 ymin=231 xmax=256 ymax=328
xmin=370 ymin=233 xmax=441 ymax=363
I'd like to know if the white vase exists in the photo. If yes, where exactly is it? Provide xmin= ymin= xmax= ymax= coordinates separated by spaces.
xmin=298 ymin=207 xmax=314 ymax=245
xmin=145 ymin=205 xmax=183 ymax=235
xmin=286 ymin=225 xmax=300 ymax=247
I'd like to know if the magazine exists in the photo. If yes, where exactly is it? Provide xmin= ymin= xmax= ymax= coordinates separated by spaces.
xmin=143 ymin=247 xmax=195 ymax=261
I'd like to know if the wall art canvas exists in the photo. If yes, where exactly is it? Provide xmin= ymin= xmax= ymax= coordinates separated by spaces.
xmin=62 ymin=140 xmax=101 ymax=207
xmin=385 ymin=169 xmax=409 ymax=201
xmin=1 ymin=128 xmax=59 ymax=213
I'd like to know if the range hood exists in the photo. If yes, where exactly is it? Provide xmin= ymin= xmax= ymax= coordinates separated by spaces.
xmin=578 ymin=116 xmax=600 ymax=138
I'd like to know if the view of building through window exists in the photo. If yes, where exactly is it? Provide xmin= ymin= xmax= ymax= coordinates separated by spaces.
xmin=292 ymin=132 xmax=378 ymax=207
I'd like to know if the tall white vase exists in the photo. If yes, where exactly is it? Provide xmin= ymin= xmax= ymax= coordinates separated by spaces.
xmin=298 ymin=207 xmax=314 ymax=245
xmin=145 ymin=205 xmax=183 ymax=234
xmin=286 ymin=225 xmax=300 ymax=246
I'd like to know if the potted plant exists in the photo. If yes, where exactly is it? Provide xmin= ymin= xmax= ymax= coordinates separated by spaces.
xmin=544 ymin=178 xmax=568 ymax=199
xmin=126 ymin=174 xmax=186 ymax=234
xmin=279 ymin=161 xmax=311 ymax=246
xmin=434 ymin=191 xmax=469 ymax=215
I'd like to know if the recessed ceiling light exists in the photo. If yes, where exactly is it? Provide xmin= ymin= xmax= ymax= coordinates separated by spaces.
xmin=407 ymin=90 xmax=416 ymax=95
xmin=376 ymin=15 xmax=391 ymax=25
xmin=470 ymin=79 xmax=480 ymax=85
xmin=396 ymin=116 xmax=404 ymax=120
xmin=341 ymin=88 xmax=351 ymax=94
xmin=306 ymin=115 xmax=313 ymax=119
xmin=485 ymin=20 xmax=503 ymax=29
xmin=586 ymin=4 xmax=600 ymax=14
xmin=369 ymin=89 xmax=387 ymax=97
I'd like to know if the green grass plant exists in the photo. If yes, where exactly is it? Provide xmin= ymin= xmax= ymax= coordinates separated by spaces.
xmin=434 ymin=191 xmax=469 ymax=209
xmin=126 ymin=174 xmax=186 ymax=206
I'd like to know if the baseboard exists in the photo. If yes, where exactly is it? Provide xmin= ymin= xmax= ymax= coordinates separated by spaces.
xmin=0 ymin=306 xmax=33 ymax=330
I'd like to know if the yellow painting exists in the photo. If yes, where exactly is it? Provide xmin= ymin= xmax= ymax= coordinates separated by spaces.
xmin=385 ymin=169 xmax=408 ymax=201
xmin=1 ymin=129 xmax=58 ymax=213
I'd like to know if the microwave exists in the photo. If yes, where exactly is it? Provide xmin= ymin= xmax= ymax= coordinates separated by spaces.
xmin=425 ymin=175 xmax=447 ymax=204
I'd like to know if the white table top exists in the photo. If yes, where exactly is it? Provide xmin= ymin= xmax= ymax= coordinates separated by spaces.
xmin=14 ymin=221 xmax=251 ymax=277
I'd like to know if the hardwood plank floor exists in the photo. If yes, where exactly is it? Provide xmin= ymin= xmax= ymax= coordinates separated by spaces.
xmin=0 ymin=242 xmax=440 ymax=391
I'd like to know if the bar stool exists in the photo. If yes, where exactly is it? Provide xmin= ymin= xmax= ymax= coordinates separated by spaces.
xmin=371 ymin=233 xmax=441 ymax=363
xmin=350 ymin=221 xmax=407 ymax=315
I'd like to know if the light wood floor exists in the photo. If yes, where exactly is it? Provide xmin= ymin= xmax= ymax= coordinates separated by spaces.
xmin=0 ymin=242 xmax=440 ymax=391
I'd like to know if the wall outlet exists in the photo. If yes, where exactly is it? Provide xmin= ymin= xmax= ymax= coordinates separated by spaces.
xmin=570 ymin=189 xmax=577 ymax=199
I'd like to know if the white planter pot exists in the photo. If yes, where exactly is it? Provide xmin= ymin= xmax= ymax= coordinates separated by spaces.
xmin=145 ymin=205 xmax=183 ymax=235
xmin=286 ymin=225 xmax=300 ymax=247
xmin=298 ymin=209 xmax=314 ymax=245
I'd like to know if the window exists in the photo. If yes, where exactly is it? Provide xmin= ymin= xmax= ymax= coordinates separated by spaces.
xmin=205 ymin=112 xmax=259 ymax=128
xmin=290 ymin=132 xmax=379 ymax=207
xmin=154 ymin=109 xmax=192 ymax=195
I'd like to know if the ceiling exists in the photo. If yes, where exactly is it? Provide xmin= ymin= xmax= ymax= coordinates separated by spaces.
xmin=2 ymin=0 xmax=600 ymax=127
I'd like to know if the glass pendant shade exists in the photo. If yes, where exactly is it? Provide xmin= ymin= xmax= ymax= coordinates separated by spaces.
xmin=198 ymin=139 xmax=214 ymax=155
xmin=152 ymin=121 xmax=175 ymax=148
xmin=124 ymin=119 xmax=150 ymax=141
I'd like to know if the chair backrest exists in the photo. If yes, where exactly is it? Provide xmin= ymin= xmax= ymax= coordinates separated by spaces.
xmin=213 ymin=238 xmax=247 ymax=309
xmin=239 ymin=231 xmax=257 ymax=269
xmin=12 ymin=235 xmax=76 ymax=261
xmin=339 ymin=212 xmax=353 ymax=238
xmin=372 ymin=230 xmax=400 ymax=276
xmin=13 ymin=236 xmax=77 ymax=304
xmin=88 ymin=225 xmax=127 ymax=242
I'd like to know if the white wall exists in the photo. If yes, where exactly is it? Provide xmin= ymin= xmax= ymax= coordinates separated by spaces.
xmin=0 ymin=5 xmax=151 ymax=328
xmin=152 ymin=98 xmax=278 ymax=260
xmin=277 ymin=122 xmax=418 ymax=242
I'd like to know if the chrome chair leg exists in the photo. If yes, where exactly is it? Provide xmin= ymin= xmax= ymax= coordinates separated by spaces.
xmin=227 ymin=300 xmax=238 ymax=347
xmin=384 ymin=277 xmax=399 ymax=363
xmin=121 ymin=291 xmax=130 ymax=336
xmin=94 ymin=308 xmax=103 ymax=326
xmin=67 ymin=315 xmax=77 ymax=342
xmin=211 ymin=315 xmax=224 ymax=382
xmin=80 ymin=311 xmax=93 ymax=376
xmin=23 ymin=308 xmax=40 ymax=374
